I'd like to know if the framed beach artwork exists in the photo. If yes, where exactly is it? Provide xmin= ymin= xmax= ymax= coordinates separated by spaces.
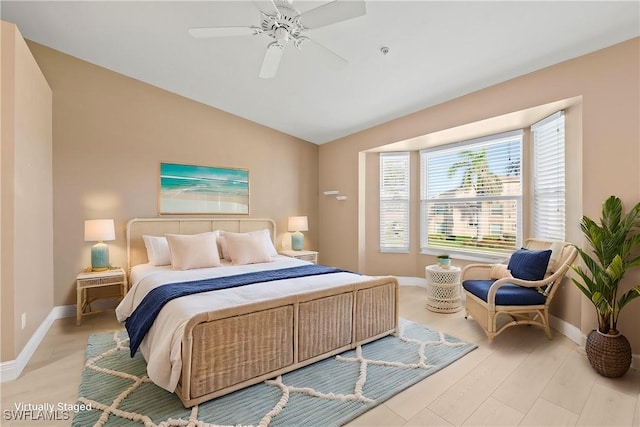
xmin=159 ymin=162 xmax=249 ymax=215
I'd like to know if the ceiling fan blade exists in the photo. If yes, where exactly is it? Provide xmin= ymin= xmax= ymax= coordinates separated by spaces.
xmin=188 ymin=27 xmax=257 ymax=38
xmin=298 ymin=37 xmax=348 ymax=69
xmin=259 ymin=43 xmax=285 ymax=78
xmin=299 ymin=0 xmax=366 ymax=29
xmin=252 ymin=0 xmax=279 ymax=16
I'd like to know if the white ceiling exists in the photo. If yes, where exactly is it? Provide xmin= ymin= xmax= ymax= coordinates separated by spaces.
xmin=2 ymin=1 xmax=639 ymax=144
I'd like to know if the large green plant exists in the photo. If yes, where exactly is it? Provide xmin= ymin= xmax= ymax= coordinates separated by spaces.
xmin=571 ymin=196 xmax=640 ymax=334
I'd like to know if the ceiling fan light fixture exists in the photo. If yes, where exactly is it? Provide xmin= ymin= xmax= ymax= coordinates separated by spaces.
xmin=274 ymin=26 xmax=290 ymax=44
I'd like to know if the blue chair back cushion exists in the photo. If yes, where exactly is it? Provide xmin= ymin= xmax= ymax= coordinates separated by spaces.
xmin=463 ymin=280 xmax=547 ymax=305
xmin=507 ymin=248 xmax=552 ymax=281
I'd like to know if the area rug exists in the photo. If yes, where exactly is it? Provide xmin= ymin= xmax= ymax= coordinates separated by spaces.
xmin=73 ymin=318 xmax=476 ymax=427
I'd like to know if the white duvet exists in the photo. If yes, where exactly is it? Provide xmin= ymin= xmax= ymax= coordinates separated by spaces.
xmin=116 ymin=256 xmax=369 ymax=392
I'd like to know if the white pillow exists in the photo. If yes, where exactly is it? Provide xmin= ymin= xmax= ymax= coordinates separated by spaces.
xmin=165 ymin=232 xmax=221 ymax=270
xmin=225 ymin=233 xmax=273 ymax=265
xmin=218 ymin=229 xmax=277 ymax=259
xmin=142 ymin=235 xmax=171 ymax=266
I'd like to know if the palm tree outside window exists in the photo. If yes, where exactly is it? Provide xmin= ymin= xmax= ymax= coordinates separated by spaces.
xmin=420 ymin=131 xmax=523 ymax=256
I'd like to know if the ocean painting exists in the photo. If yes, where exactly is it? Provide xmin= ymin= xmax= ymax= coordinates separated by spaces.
xmin=159 ymin=163 xmax=249 ymax=214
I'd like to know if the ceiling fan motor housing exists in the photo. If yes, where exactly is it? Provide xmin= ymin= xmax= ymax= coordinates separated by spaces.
xmin=260 ymin=2 xmax=304 ymax=47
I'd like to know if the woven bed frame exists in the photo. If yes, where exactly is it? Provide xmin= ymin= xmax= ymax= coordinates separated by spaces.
xmin=126 ymin=217 xmax=399 ymax=407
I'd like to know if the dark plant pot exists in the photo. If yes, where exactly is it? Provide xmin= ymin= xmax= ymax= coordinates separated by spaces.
xmin=585 ymin=330 xmax=632 ymax=378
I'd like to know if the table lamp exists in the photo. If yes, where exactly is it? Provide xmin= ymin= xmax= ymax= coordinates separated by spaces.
xmin=288 ymin=216 xmax=308 ymax=251
xmin=84 ymin=219 xmax=115 ymax=271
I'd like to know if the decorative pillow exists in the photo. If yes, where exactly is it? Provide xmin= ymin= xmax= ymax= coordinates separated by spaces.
xmin=165 ymin=232 xmax=221 ymax=270
xmin=489 ymin=264 xmax=512 ymax=279
xmin=507 ymin=248 xmax=552 ymax=281
xmin=546 ymin=241 xmax=564 ymax=273
xmin=224 ymin=233 xmax=273 ymax=265
xmin=142 ymin=235 xmax=171 ymax=266
xmin=218 ymin=229 xmax=277 ymax=260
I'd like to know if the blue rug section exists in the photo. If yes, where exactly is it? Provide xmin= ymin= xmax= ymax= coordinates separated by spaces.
xmin=73 ymin=319 xmax=477 ymax=427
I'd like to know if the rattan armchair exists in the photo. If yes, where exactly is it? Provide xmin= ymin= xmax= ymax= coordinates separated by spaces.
xmin=462 ymin=239 xmax=577 ymax=343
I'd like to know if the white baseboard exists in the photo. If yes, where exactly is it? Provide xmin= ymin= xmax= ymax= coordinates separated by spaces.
xmin=0 ymin=303 xmax=85 ymax=383
xmin=549 ymin=314 xmax=640 ymax=370
xmin=0 ymin=308 xmax=59 ymax=382
xmin=549 ymin=314 xmax=584 ymax=346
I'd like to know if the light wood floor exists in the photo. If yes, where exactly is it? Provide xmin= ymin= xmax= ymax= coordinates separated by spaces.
xmin=2 ymin=286 xmax=639 ymax=426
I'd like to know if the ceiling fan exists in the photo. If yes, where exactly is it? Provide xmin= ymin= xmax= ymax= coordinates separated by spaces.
xmin=188 ymin=0 xmax=366 ymax=78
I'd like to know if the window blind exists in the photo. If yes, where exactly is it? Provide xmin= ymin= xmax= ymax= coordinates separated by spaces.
xmin=420 ymin=131 xmax=523 ymax=255
xmin=532 ymin=111 xmax=565 ymax=240
xmin=380 ymin=152 xmax=410 ymax=252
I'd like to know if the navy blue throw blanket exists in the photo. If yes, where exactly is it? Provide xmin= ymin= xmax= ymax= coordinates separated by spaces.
xmin=126 ymin=264 xmax=346 ymax=356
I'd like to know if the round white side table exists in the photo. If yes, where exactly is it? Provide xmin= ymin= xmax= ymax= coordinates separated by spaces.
xmin=425 ymin=264 xmax=462 ymax=313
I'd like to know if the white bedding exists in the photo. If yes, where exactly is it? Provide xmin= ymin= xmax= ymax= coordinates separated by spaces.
xmin=116 ymin=256 xmax=370 ymax=392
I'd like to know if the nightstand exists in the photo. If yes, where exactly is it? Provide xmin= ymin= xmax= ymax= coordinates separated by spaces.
xmin=76 ymin=268 xmax=127 ymax=326
xmin=279 ymin=249 xmax=318 ymax=264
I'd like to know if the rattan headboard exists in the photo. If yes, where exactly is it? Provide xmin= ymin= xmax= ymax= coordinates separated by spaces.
xmin=126 ymin=217 xmax=276 ymax=270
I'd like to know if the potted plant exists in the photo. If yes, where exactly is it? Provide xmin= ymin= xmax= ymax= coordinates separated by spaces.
xmin=437 ymin=254 xmax=451 ymax=269
xmin=571 ymin=195 xmax=640 ymax=377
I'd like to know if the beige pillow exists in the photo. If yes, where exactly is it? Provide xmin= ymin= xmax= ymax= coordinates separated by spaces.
xmin=218 ymin=229 xmax=277 ymax=260
xmin=225 ymin=232 xmax=273 ymax=265
xmin=165 ymin=232 xmax=221 ymax=270
xmin=546 ymin=241 xmax=564 ymax=273
xmin=490 ymin=264 xmax=512 ymax=279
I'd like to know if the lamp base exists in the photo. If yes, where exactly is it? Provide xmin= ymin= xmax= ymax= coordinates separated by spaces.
xmin=91 ymin=242 xmax=110 ymax=271
xmin=291 ymin=232 xmax=304 ymax=251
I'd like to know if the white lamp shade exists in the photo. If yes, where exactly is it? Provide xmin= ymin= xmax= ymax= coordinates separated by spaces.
xmin=84 ymin=219 xmax=115 ymax=242
xmin=288 ymin=216 xmax=308 ymax=232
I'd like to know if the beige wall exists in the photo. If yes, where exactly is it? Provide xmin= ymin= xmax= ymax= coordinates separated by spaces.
xmin=25 ymin=41 xmax=319 ymax=308
xmin=319 ymin=38 xmax=640 ymax=350
xmin=1 ymin=22 xmax=53 ymax=362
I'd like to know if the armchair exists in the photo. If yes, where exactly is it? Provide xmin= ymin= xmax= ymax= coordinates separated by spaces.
xmin=462 ymin=239 xmax=577 ymax=343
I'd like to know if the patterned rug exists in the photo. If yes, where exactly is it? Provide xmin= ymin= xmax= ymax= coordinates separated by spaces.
xmin=73 ymin=319 xmax=476 ymax=426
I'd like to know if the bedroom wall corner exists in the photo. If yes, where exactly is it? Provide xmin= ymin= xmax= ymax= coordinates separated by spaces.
xmin=0 ymin=21 xmax=54 ymax=364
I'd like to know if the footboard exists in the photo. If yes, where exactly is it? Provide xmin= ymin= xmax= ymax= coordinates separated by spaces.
xmin=176 ymin=276 xmax=399 ymax=407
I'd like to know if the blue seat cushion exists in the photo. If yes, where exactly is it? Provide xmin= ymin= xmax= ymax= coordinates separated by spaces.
xmin=463 ymin=280 xmax=546 ymax=305
xmin=507 ymin=248 xmax=552 ymax=281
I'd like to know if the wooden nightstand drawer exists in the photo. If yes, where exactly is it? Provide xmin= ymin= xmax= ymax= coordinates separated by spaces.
xmin=279 ymin=250 xmax=318 ymax=264
xmin=295 ymin=254 xmax=317 ymax=263
xmin=77 ymin=274 xmax=125 ymax=288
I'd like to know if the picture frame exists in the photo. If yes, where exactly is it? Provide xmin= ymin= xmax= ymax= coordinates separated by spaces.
xmin=159 ymin=162 xmax=249 ymax=215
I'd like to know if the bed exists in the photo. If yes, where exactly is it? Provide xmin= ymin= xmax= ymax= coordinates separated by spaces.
xmin=117 ymin=217 xmax=399 ymax=407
